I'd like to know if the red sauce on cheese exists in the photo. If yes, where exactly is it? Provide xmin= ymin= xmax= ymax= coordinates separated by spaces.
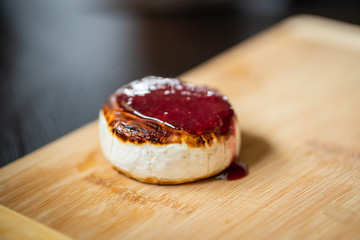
xmin=116 ymin=76 xmax=234 ymax=135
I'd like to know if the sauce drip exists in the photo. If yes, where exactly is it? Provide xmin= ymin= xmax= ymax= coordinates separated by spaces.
xmin=116 ymin=76 xmax=234 ymax=135
xmin=216 ymin=157 xmax=248 ymax=181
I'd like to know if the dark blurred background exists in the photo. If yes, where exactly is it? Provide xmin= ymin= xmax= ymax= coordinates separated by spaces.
xmin=1 ymin=0 xmax=360 ymax=166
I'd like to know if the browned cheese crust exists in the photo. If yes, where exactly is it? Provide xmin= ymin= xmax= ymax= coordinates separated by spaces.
xmin=102 ymin=93 xmax=235 ymax=148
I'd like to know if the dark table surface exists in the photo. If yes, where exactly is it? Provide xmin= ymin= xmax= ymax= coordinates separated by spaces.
xmin=1 ymin=0 xmax=360 ymax=167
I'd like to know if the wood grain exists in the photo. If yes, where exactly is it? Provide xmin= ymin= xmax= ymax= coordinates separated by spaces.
xmin=1 ymin=15 xmax=360 ymax=239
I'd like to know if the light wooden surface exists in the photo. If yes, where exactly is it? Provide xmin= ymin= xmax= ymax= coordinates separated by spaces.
xmin=0 ymin=205 xmax=72 ymax=240
xmin=1 ymin=15 xmax=360 ymax=239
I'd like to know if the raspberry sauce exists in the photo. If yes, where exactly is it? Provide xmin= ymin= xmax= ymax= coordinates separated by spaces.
xmin=216 ymin=158 xmax=248 ymax=181
xmin=116 ymin=76 xmax=234 ymax=135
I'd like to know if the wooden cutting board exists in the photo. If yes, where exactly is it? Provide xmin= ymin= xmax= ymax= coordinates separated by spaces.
xmin=1 ymin=15 xmax=360 ymax=240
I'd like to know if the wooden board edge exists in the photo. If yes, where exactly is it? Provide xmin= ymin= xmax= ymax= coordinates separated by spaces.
xmin=180 ymin=14 xmax=360 ymax=81
xmin=0 ymin=121 xmax=98 ymax=175
xmin=0 ymin=205 xmax=73 ymax=240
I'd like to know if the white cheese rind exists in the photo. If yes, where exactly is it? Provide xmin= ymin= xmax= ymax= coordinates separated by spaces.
xmin=99 ymin=111 xmax=240 ymax=183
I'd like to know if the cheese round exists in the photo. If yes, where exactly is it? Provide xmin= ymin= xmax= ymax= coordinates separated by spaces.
xmin=99 ymin=76 xmax=240 ymax=184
